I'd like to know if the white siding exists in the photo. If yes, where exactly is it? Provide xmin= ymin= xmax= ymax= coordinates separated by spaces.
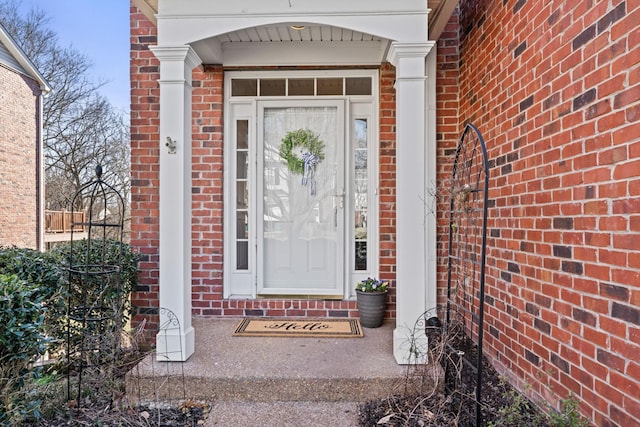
xmin=0 ymin=41 xmax=27 ymax=74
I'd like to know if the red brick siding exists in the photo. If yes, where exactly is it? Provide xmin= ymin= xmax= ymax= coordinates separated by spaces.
xmin=129 ymin=7 xmax=398 ymax=333
xmin=0 ymin=65 xmax=39 ymax=249
xmin=129 ymin=5 xmax=160 ymax=337
xmin=435 ymin=10 xmax=461 ymax=309
xmin=447 ymin=0 xmax=640 ymax=423
xmin=190 ymin=65 xmax=224 ymax=316
xmin=379 ymin=62 xmax=398 ymax=319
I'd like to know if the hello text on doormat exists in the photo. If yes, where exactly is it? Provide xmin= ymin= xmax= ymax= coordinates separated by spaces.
xmin=232 ymin=318 xmax=364 ymax=338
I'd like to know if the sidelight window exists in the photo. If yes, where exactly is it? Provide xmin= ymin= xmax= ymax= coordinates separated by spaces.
xmin=354 ymin=118 xmax=368 ymax=270
xmin=235 ymin=120 xmax=249 ymax=270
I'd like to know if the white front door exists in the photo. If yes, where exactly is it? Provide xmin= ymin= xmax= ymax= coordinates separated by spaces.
xmin=258 ymin=101 xmax=345 ymax=296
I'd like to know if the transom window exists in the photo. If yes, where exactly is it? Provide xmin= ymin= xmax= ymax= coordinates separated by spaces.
xmin=231 ymin=77 xmax=372 ymax=97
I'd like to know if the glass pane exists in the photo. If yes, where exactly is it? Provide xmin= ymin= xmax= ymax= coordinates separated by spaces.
xmin=236 ymin=211 xmax=248 ymax=239
xmin=237 ymin=120 xmax=249 ymax=149
xmin=236 ymin=181 xmax=248 ymax=209
xmin=355 ymin=169 xmax=368 ymax=192
xmin=355 ymin=241 xmax=367 ymax=271
xmin=317 ymin=78 xmax=343 ymax=95
xmin=354 ymin=118 xmax=368 ymax=271
xmin=232 ymin=79 xmax=257 ymax=96
xmin=354 ymin=119 xmax=367 ymax=149
xmin=260 ymin=79 xmax=286 ymax=96
xmin=288 ymin=78 xmax=314 ymax=96
xmin=236 ymin=241 xmax=249 ymax=270
xmin=355 ymin=151 xmax=367 ymax=171
xmin=346 ymin=77 xmax=372 ymax=95
xmin=237 ymin=151 xmax=248 ymax=179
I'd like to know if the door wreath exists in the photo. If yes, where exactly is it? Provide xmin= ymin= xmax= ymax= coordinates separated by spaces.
xmin=279 ymin=128 xmax=325 ymax=195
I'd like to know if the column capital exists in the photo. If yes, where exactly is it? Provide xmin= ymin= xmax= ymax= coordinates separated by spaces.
xmin=386 ymin=41 xmax=435 ymax=67
xmin=150 ymin=45 xmax=202 ymax=71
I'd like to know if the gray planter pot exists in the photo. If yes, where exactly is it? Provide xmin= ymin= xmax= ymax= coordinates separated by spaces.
xmin=356 ymin=290 xmax=387 ymax=328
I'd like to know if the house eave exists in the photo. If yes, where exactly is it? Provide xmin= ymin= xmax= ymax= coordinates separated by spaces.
xmin=131 ymin=0 xmax=158 ymax=25
xmin=428 ymin=0 xmax=458 ymax=41
xmin=0 ymin=23 xmax=51 ymax=93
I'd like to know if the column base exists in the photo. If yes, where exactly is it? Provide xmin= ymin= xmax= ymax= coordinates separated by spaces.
xmin=155 ymin=325 xmax=195 ymax=362
xmin=393 ymin=327 xmax=429 ymax=365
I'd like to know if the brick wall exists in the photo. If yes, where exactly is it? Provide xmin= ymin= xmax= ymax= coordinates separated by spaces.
xmin=190 ymin=64 xmax=225 ymax=317
xmin=129 ymin=7 xmax=398 ymax=336
xmin=130 ymin=5 xmax=160 ymax=337
xmin=0 ymin=64 xmax=39 ymax=249
xmin=435 ymin=11 xmax=462 ymax=308
xmin=379 ymin=62 xmax=398 ymax=319
xmin=446 ymin=0 xmax=640 ymax=423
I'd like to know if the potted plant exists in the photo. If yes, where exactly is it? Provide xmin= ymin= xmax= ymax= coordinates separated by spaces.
xmin=355 ymin=277 xmax=388 ymax=328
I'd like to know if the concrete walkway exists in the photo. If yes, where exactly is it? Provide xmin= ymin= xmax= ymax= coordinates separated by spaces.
xmin=130 ymin=318 xmax=440 ymax=426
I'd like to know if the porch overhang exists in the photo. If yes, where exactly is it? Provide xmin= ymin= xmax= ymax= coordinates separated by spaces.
xmin=195 ymin=39 xmax=389 ymax=67
xmin=132 ymin=0 xmax=458 ymax=41
xmin=153 ymin=1 xmax=429 ymax=67
xmin=140 ymin=0 xmax=439 ymax=364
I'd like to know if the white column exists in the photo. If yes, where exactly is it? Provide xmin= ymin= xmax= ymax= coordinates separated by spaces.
xmin=387 ymin=41 xmax=435 ymax=364
xmin=150 ymin=45 xmax=202 ymax=361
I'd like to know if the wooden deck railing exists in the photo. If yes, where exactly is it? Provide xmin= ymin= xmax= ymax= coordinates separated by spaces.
xmin=45 ymin=210 xmax=86 ymax=233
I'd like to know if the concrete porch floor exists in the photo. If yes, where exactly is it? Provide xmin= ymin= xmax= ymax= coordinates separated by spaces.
xmin=129 ymin=318 xmax=441 ymax=426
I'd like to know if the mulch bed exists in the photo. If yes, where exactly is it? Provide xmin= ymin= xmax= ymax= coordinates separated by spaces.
xmin=358 ymin=331 xmax=548 ymax=426
xmin=33 ymin=401 xmax=209 ymax=426
xmin=28 ymin=346 xmax=210 ymax=426
xmin=31 ymin=327 xmax=545 ymax=426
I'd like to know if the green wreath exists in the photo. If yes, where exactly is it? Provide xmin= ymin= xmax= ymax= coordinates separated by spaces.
xmin=279 ymin=128 xmax=325 ymax=175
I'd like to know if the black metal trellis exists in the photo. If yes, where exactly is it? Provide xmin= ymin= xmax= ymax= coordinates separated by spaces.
xmin=444 ymin=123 xmax=490 ymax=426
xmin=66 ymin=165 xmax=125 ymax=405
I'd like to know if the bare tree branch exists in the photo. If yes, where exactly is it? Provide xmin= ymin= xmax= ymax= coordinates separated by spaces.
xmin=1 ymin=0 xmax=130 ymax=216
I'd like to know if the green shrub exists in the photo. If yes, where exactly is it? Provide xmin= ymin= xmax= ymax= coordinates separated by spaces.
xmin=0 ymin=242 xmax=139 ymax=422
xmin=487 ymin=381 xmax=546 ymax=427
xmin=0 ymin=274 xmax=50 ymax=424
xmin=0 ymin=247 xmax=66 ymax=352
xmin=51 ymin=239 xmax=140 ymax=371
xmin=51 ymin=238 xmax=140 ymax=320
xmin=0 ymin=246 xmax=64 ymax=303
xmin=549 ymin=395 xmax=589 ymax=427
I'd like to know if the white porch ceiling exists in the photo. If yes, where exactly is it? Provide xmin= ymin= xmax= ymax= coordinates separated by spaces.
xmin=217 ymin=24 xmax=382 ymax=44
xmin=191 ymin=23 xmax=388 ymax=66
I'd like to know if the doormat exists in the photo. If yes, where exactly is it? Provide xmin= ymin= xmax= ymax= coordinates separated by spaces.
xmin=233 ymin=318 xmax=364 ymax=338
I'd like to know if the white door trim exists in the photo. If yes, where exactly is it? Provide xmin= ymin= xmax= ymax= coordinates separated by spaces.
xmin=223 ymin=69 xmax=380 ymax=300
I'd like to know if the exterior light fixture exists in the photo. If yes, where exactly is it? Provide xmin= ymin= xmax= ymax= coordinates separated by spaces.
xmin=291 ymin=25 xmax=305 ymax=30
xmin=165 ymin=136 xmax=177 ymax=154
